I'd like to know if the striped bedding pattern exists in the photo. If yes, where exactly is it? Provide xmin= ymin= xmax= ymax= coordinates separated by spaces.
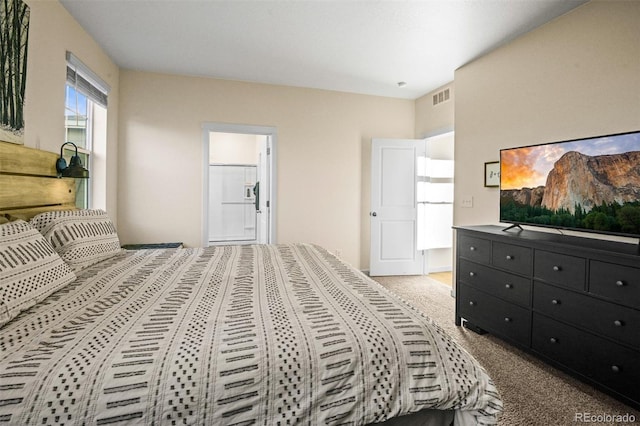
xmin=0 ymin=244 xmax=502 ymax=425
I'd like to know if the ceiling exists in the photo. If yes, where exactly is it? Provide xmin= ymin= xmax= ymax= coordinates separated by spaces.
xmin=59 ymin=0 xmax=588 ymax=100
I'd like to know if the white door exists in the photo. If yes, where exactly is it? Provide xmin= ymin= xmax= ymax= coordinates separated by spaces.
xmin=370 ymin=138 xmax=425 ymax=276
xmin=256 ymin=136 xmax=270 ymax=244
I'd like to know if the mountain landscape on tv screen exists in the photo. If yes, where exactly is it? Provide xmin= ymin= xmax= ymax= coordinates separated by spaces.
xmin=501 ymin=150 xmax=640 ymax=235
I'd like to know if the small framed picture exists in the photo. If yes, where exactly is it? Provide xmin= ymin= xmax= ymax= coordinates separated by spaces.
xmin=484 ymin=161 xmax=500 ymax=187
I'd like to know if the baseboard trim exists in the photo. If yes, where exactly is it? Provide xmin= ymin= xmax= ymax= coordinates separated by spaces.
xmin=363 ymin=269 xmax=453 ymax=277
xmin=426 ymin=266 xmax=453 ymax=273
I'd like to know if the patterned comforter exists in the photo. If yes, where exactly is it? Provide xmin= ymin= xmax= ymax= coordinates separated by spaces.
xmin=0 ymin=244 xmax=502 ymax=425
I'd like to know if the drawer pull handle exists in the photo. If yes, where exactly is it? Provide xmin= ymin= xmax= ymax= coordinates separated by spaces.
xmin=505 ymin=284 xmax=513 ymax=289
xmin=549 ymin=337 xmax=558 ymax=344
xmin=611 ymin=365 xmax=621 ymax=373
xmin=504 ymin=317 xmax=511 ymax=323
xmin=505 ymin=255 xmax=513 ymax=260
xmin=615 ymin=280 xmax=625 ymax=287
xmin=469 ymin=301 xmax=476 ymax=306
xmin=469 ymin=246 xmax=476 ymax=251
xmin=552 ymin=265 xmax=561 ymax=272
xmin=469 ymin=272 xmax=476 ymax=277
xmin=551 ymin=299 xmax=560 ymax=305
xmin=613 ymin=320 xmax=623 ymax=327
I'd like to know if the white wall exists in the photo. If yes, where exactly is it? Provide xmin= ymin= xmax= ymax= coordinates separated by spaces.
xmin=22 ymin=0 xmax=119 ymax=220
xmin=209 ymin=133 xmax=261 ymax=165
xmin=454 ymin=1 xmax=640 ymax=236
xmin=415 ymin=83 xmax=454 ymax=138
xmin=117 ymin=71 xmax=414 ymax=268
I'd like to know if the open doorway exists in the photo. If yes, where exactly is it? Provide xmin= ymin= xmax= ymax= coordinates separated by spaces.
xmin=369 ymin=130 xmax=454 ymax=276
xmin=202 ymin=123 xmax=276 ymax=246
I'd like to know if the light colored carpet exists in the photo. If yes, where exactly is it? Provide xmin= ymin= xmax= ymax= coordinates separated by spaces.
xmin=372 ymin=275 xmax=640 ymax=426
xmin=428 ymin=271 xmax=452 ymax=287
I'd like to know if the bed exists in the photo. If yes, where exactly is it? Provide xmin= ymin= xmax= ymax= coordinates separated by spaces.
xmin=0 ymin=141 xmax=502 ymax=425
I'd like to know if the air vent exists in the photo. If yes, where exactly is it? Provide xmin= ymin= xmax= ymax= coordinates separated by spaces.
xmin=432 ymin=88 xmax=451 ymax=106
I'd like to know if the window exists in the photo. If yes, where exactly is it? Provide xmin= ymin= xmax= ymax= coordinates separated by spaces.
xmin=64 ymin=52 xmax=109 ymax=209
xmin=64 ymin=84 xmax=91 ymax=208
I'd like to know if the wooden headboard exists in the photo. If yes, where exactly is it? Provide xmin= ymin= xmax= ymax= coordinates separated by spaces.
xmin=0 ymin=141 xmax=76 ymax=220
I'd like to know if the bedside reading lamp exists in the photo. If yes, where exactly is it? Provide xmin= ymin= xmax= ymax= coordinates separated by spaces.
xmin=56 ymin=142 xmax=89 ymax=178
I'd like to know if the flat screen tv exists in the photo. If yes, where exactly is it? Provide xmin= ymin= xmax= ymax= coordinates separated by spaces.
xmin=499 ymin=130 xmax=640 ymax=239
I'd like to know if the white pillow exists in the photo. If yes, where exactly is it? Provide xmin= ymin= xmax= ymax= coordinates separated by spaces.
xmin=30 ymin=209 xmax=122 ymax=272
xmin=0 ymin=220 xmax=76 ymax=326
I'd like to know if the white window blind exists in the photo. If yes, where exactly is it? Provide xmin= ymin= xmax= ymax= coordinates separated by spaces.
xmin=66 ymin=51 xmax=110 ymax=107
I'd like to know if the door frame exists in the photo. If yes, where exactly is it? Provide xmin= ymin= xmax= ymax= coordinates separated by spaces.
xmin=202 ymin=122 xmax=277 ymax=246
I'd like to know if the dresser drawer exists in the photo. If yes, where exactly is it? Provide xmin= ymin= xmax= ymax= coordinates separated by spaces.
xmin=458 ymin=283 xmax=531 ymax=346
xmin=532 ymin=314 xmax=640 ymax=404
xmin=590 ymin=261 xmax=640 ymax=308
xmin=459 ymin=259 xmax=531 ymax=307
xmin=492 ymin=242 xmax=532 ymax=275
xmin=534 ymin=250 xmax=585 ymax=290
xmin=533 ymin=281 xmax=640 ymax=349
xmin=458 ymin=234 xmax=490 ymax=264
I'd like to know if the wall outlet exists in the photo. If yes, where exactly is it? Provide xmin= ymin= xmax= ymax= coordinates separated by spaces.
xmin=461 ymin=196 xmax=473 ymax=208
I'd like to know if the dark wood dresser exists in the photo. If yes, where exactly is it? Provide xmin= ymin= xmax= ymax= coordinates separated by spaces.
xmin=454 ymin=225 xmax=640 ymax=410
